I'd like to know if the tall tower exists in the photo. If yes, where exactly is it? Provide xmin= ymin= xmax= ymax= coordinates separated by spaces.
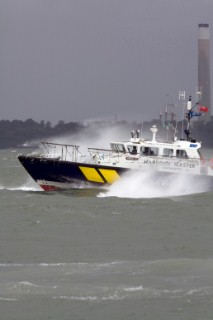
xmin=198 ymin=23 xmax=211 ymax=122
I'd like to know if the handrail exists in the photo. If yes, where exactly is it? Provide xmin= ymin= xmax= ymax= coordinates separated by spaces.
xmin=39 ymin=142 xmax=84 ymax=162
xmin=88 ymin=147 xmax=117 ymax=152
xmin=40 ymin=141 xmax=80 ymax=148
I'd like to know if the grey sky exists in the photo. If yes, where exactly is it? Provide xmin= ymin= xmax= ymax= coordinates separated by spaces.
xmin=0 ymin=0 xmax=212 ymax=123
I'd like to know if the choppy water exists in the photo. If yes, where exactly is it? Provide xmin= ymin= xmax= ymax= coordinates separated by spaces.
xmin=1 ymin=148 xmax=213 ymax=320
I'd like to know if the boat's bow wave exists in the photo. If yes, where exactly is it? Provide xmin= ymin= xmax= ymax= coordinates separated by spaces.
xmin=98 ymin=170 xmax=212 ymax=198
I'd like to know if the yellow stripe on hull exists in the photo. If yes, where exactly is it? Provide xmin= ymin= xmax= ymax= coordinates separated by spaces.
xmin=79 ymin=166 xmax=104 ymax=183
xmin=98 ymin=169 xmax=120 ymax=184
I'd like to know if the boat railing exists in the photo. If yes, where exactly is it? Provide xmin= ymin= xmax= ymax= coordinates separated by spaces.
xmin=40 ymin=142 xmax=85 ymax=162
xmin=88 ymin=147 xmax=124 ymax=163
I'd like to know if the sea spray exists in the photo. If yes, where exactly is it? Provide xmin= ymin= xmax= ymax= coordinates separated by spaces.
xmin=98 ymin=170 xmax=211 ymax=198
xmin=1 ymin=177 xmax=42 ymax=192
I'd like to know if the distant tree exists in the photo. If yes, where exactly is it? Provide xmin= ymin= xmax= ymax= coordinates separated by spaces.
xmin=0 ymin=117 xmax=213 ymax=149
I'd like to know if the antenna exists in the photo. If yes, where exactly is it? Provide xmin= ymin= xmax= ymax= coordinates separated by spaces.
xmin=196 ymin=85 xmax=202 ymax=103
xmin=165 ymin=94 xmax=168 ymax=126
xmin=179 ymin=91 xmax=186 ymax=100
xmin=140 ymin=122 xmax=143 ymax=138
xmin=179 ymin=90 xmax=186 ymax=139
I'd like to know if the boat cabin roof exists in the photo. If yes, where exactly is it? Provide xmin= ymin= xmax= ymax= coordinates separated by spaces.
xmin=110 ymin=138 xmax=201 ymax=159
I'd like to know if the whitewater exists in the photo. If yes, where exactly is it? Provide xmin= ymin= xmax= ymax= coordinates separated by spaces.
xmin=1 ymin=147 xmax=213 ymax=320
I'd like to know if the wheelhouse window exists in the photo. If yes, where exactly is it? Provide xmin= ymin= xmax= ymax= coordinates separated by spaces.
xmin=127 ymin=145 xmax=138 ymax=155
xmin=111 ymin=144 xmax=126 ymax=153
xmin=140 ymin=147 xmax=159 ymax=156
xmin=163 ymin=148 xmax=174 ymax=157
xmin=176 ymin=149 xmax=188 ymax=159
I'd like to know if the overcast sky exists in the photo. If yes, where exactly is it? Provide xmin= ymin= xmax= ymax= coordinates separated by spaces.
xmin=0 ymin=0 xmax=212 ymax=124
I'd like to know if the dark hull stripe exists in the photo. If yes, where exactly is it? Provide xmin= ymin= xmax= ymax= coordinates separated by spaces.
xmin=18 ymin=155 xmax=128 ymax=187
xmin=18 ymin=155 xmax=213 ymax=192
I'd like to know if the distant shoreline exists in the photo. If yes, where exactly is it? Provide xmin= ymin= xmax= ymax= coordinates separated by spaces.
xmin=0 ymin=118 xmax=213 ymax=149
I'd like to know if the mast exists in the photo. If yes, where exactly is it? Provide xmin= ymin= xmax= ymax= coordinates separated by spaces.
xmin=184 ymin=95 xmax=208 ymax=141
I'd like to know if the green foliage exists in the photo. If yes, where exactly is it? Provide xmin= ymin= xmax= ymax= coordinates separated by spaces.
xmin=0 ymin=119 xmax=83 ymax=149
xmin=0 ymin=117 xmax=212 ymax=149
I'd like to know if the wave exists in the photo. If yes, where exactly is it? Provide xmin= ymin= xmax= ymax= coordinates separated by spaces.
xmin=51 ymin=286 xmax=212 ymax=302
xmin=0 ymin=257 xmax=212 ymax=269
xmin=1 ymin=259 xmax=213 ymax=301
xmin=52 ymin=294 xmax=124 ymax=301
xmin=0 ymin=179 xmax=42 ymax=192
xmin=0 ymin=297 xmax=18 ymax=301
xmin=98 ymin=170 xmax=212 ymax=198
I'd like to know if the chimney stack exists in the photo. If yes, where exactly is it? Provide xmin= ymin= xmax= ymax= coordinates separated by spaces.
xmin=198 ymin=23 xmax=211 ymax=122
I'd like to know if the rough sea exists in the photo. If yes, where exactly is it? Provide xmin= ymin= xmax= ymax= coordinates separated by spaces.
xmin=1 ymin=147 xmax=213 ymax=320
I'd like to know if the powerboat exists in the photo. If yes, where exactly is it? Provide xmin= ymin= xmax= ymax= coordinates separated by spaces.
xmin=18 ymin=97 xmax=213 ymax=191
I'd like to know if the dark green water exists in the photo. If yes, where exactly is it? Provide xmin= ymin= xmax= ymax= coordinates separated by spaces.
xmin=1 ymin=149 xmax=213 ymax=320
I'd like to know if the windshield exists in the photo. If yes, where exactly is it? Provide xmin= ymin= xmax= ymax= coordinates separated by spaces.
xmin=111 ymin=144 xmax=126 ymax=153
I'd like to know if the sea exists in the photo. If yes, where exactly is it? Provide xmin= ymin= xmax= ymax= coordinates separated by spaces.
xmin=1 ymin=147 xmax=213 ymax=320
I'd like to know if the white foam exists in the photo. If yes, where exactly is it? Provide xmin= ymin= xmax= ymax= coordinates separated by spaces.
xmin=123 ymin=285 xmax=144 ymax=292
xmin=98 ymin=170 xmax=210 ymax=198
xmin=0 ymin=178 xmax=42 ymax=192
xmin=18 ymin=281 xmax=39 ymax=287
xmin=53 ymin=294 xmax=125 ymax=301
xmin=53 ymin=295 xmax=98 ymax=301
xmin=0 ymin=297 xmax=18 ymax=301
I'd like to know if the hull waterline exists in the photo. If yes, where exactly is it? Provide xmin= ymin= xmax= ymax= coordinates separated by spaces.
xmin=18 ymin=155 xmax=128 ymax=191
xmin=18 ymin=154 xmax=213 ymax=192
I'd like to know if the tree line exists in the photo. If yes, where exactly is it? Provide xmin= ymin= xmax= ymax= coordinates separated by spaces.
xmin=0 ymin=119 xmax=84 ymax=149
xmin=0 ymin=117 xmax=213 ymax=149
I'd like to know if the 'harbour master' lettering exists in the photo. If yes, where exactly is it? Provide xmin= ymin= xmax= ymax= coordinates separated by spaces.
xmin=143 ymin=159 xmax=196 ymax=169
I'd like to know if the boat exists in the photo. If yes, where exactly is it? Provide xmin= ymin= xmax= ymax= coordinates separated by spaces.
xmin=18 ymin=96 xmax=213 ymax=191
